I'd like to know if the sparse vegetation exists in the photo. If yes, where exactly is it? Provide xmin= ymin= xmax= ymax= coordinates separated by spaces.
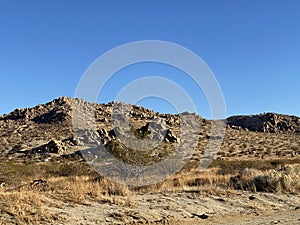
xmin=209 ymin=158 xmax=300 ymax=174
xmin=0 ymin=189 xmax=61 ymax=225
xmin=0 ymin=156 xmax=300 ymax=224
xmin=0 ymin=98 xmax=300 ymax=224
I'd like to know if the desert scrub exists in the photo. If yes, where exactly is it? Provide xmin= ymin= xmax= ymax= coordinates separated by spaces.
xmin=230 ymin=168 xmax=263 ymax=191
xmin=210 ymin=158 xmax=300 ymax=174
xmin=230 ymin=164 xmax=300 ymax=193
xmin=0 ymin=190 xmax=59 ymax=225
xmin=253 ymin=164 xmax=300 ymax=193
xmin=47 ymin=175 xmax=131 ymax=204
xmin=133 ymin=168 xmax=232 ymax=194
xmin=105 ymin=140 xmax=172 ymax=166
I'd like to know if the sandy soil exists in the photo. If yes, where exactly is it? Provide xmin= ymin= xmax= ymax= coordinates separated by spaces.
xmin=167 ymin=210 xmax=300 ymax=225
xmin=46 ymin=191 xmax=300 ymax=225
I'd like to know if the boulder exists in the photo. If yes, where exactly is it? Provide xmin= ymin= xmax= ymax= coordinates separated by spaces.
xmin=165 ymin=129 xmax=180 ymax=143
xmin=43 ymin=140 xmax=65 ymax=154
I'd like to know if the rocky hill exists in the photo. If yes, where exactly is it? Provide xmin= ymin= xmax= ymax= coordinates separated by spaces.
xmin=0 ymin=97 xmax=300 ymax=225
xmin=0 ymin=97 xmax=299 ymax=165
xmin=0 ymin=97 xmax=203 ymax=163
xmin=228 ymin=113 xmax=300 ymax=133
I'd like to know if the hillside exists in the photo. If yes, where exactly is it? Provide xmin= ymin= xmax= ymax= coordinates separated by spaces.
xmin=0 ymin=97 xmax=299 ymax=163
xmin=0 ymin=97 xmax=299 ymax=224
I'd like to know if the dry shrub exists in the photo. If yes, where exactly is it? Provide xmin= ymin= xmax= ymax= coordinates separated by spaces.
xmin=134 ymin=168 xmax=232 ymax=194
xmin=47 ymin=175 xmax=131 ymax=204
xmin=0 ymin=175 xmax=133 ymax=224
xmin=210 ymin=158 xmax=300 ymax=174
xmin=230 ymin=164 xmax=300 ymax=193
xmin=100 ymin=195 xmax=136 ymax=207
xmin=0 ymin=190 xmax=56 ymax=225
xmin=230 ymin=168 xmax=263 ymax=191
xmin=253 ymin=164 xmax=300 ymax=193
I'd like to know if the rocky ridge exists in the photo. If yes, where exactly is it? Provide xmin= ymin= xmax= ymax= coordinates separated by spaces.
xmin=228 ymin=113 xmax=300 ymax=133
xmin=0 ymin=97 xmax=299 ymax=163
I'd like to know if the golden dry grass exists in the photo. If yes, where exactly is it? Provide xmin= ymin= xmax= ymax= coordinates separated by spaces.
xmin=134 ymin=168 xmax=233 ymax=194
xmin=0 ymin=190 xmax=59 ymax=225
xmin=47 ymin=175 xmax=132 ymax=205
xmin=0 ymin=157 xmax=299 ymax=224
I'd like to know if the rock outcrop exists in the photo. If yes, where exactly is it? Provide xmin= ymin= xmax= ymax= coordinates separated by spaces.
xmin=227 ymin=113 xmax=300 ymax=133
xmin=1 ymin=96 xmax=72 ymax=123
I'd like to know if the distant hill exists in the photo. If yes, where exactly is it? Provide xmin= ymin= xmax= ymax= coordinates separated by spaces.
xmin=227 ymin=113 xmax=300 ymax=133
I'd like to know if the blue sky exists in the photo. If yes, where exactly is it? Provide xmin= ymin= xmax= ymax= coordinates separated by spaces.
xmin=0 ymin=0 xmax=299 ymax=119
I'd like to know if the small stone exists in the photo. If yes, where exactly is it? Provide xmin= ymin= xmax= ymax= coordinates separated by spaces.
xmin=249 ymin=195 xmax=256 ymax=200
xmin=191 ymin=213 xmax=209 ymax=219
xmin=216 ymin=198 xmax=226 ymax=202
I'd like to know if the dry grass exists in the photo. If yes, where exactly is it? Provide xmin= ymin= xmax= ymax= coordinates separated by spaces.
xmin=0 ymin=190 xmax=59 ymax=225
xmin=0 ymin=156 xmax=299 ymax=224
xmin=210 ymin=158 xmax=300 ymax=174
xmin=230 ymin=164 xmax=300 ymax=193
xmin=134 ymin=168 xmax=233 ymax=195
xmin=218 ymin=128 xmax=300 ymax=160
xmin=135 ymin=163 xmax=300 ymax=195
xmin=0 ymin=175 xmax=133 ymax=224
xmin=47 ymin=175 xmax=132 ymax=205
xmin=253 ymin=164 xmax=300 ymax=193
xmin=0 ymin=158 xmax=133 ymax=223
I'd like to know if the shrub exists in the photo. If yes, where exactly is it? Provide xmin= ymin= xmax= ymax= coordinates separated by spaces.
xmin=230 ymin=164 xmax=300 ymax=193
xmin=253 ymin=164 xmax=300 ymax=193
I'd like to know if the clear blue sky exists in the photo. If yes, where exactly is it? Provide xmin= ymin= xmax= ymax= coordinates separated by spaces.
xmin=0 ymin=0 xmax=299 ymax=119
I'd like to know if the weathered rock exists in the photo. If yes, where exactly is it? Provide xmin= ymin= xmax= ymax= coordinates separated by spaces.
xmin=228 ymin=113 xmax=300 ymax=133
xmin=74 ymin=129 xmax=101 ymax=146
xmin=43 ymin=140 xmax=65 ymax=154
xmin=165 ymin=129 xmax=180 ymax=143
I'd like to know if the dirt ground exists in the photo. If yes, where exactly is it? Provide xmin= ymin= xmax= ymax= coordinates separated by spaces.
xmin=45 ymin=191 xmax=300 ymax=225
xmin=167 ymin=210 xmax=300 ymax=225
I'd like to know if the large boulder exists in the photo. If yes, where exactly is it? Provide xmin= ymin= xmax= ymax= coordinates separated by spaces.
xmin=43 ymin=140 xmax=65 ymax=154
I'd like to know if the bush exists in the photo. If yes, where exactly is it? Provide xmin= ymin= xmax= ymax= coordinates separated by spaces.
xmin=230 ymin=164 xmax=300 ymax=193
xmin=253 ymin=164 xmax=300 ymax=193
